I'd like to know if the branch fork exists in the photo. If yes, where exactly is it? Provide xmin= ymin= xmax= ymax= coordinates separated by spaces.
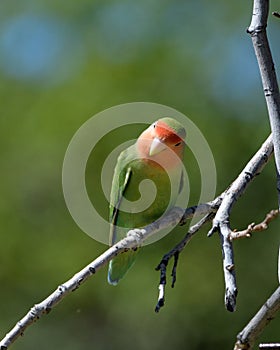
xmin=154 ymin=134 xmax=274 ymax=313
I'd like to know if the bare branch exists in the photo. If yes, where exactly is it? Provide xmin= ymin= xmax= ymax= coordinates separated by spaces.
xmin=233 ymin=0 xmax=280 ymax=348
xmin=247 ymin=0 xmax=280 ymax=208
xmin=0 ymin=200 xmax=225 ymax=348
xmin=229 ymin=209 xmax=279 ymax=241
xmin=155 ymin=135 xmax=273 ymax=313
xmin=249 ymin=0 xmax=280 ymax=288
xmin=234 ymin=286 xmax=280 ymax=350
xmin=154 ymin=195 xmax=226 ymax=312
xmin=0 ymin=207 xmax=185 ymax=350
xmin=208 ymin=135 xmax=273 ymax=312
xmin=179 ymin=197 xmax=223 ymax=225
xmin=155 ymin=210 xmax=217 ymax=312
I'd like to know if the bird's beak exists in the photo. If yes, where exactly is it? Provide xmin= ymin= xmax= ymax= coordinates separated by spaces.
xmin=149 ymin=137 xmax=167 ymax=156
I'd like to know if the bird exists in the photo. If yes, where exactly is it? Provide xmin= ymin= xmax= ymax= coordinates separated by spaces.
xmin=108 ymin=117 xmax=186 ymax=285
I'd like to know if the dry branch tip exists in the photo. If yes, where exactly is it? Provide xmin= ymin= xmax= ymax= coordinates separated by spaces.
xmin=229 ymin=209 xmax=279 ymax=241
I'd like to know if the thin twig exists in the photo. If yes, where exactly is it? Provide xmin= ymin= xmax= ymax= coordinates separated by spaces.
xmin=154 ymin=211 xmax=216 ymax=312
xmin=229 ymin=209 xmax=279 ymax=241
xmin=154 ymin=196 xmax=225 ymax=312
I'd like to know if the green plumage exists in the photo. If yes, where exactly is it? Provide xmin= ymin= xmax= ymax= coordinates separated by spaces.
xmin=107 ymin=144 xmax=183 ymax=285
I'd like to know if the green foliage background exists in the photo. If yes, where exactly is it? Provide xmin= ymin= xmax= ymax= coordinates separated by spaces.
xmin=1 ymin=1 xmax=280 ymax=349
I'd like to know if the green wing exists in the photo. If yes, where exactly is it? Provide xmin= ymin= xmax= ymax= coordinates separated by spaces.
xmin=108 ymin=147 xmax=139 ymax=285
xmin=109 ymin=153 xmax=132 ymax=245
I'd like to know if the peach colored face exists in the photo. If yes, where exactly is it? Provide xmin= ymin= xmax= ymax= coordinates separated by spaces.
xmin=136 ymin=120 xmax=185 ymax=168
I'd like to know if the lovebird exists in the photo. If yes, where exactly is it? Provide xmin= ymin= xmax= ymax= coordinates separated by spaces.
xmin=108 ymin=117 xmax=186 ymax=285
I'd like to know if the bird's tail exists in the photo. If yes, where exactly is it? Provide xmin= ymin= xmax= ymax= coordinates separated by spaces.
xmin=107 ymin=249 xmax=139 ymax=285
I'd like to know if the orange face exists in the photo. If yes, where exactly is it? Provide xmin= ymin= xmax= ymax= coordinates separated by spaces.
xmin=136 ymin=120 xmax=185 ymax=169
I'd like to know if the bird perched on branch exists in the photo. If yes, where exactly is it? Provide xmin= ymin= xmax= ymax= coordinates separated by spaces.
xmin=108 ymin=117 xmax=186 ymax=285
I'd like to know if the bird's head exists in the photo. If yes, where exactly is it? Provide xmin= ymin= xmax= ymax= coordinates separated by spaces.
xmin=137 ymin=117 xmax=186 ymax=165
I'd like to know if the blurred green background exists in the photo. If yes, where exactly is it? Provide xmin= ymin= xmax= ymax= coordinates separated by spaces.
xmin=1 ymin=0 xmax=280 ymax=349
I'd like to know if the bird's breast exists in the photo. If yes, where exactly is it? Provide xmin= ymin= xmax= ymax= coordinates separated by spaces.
xmin=118 ymin=158 xmax=182 ymax=228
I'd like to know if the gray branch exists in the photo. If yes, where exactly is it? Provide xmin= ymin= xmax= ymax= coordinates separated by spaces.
xmin=155 ymin=132 xmax=273 ymax=314
xmin=0 ymin=205 xmax=208 ymax=350
xmin=248 ymin=0 xmax=280 ymax=288
xmin=233 ymin=0 xmax=280 ymax=348
xmin=234 ymin=286 xmax=280 ymax=350
xmin=208 ymin=135 xmax=273 ymax=312
xmin=247 ymin=0 xmax=280 ymax=211
xmin=155 ymin=208 xmax=218 ymax=312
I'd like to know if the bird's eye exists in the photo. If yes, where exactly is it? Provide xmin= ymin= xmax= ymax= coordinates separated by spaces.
xmin=153 ymin=123 xmax=156 ymax=128
xmin=175 ymin=142 xmax=181 ymax=147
